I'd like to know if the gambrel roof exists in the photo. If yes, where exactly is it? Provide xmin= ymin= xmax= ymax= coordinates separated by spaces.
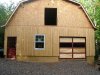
xmin=1 ymin=0 xmax=96 ymax=29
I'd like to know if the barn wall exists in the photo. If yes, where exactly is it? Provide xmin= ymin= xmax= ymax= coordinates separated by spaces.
xmin=7 ymin=0 xmax=93 ymax=28
xmin=4 ymin=0 xmax=95 ymax=62
xmin=4 ymin=26 xmax=95 ymax=57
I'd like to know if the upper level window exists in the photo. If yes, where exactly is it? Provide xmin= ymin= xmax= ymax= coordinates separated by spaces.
xmin=45 ymin=8 xmax=57 ymax=25
xmin=35 ymin=34 xmax=45 ymax=50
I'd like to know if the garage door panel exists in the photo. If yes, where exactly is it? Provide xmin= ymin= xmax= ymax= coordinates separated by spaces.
xmin=60 ymin=37 xmax=86 ymax=59
xmin=60 ymin=48 xmax=72 ymax=53
xmin=60 ymin=54 xmax=72 ymax=58
xmin=73 ymin=38 xmax=85 ymax=42
xmin=73 ymin=48 xmax=85 ymax=53
xmin=60 ymin=38 xmax=72 ymax=42
xmin=73 ymin=54 xmax=85 ymax=58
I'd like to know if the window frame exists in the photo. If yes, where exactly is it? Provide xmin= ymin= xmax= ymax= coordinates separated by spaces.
xmin=34 ymin=34 xmax=45 ymax=50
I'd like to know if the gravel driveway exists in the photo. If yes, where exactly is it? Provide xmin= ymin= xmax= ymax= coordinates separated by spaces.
xmin=0 ymin=58 xmax=100 ymax=75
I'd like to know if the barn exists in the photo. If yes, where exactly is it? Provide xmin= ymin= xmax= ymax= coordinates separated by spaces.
xmin=2 ymin=0 xmax=96 ymax=64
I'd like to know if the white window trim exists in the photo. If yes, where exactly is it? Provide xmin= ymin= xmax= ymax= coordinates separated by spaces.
xmin=34 ymin=34 xmax=45 ymax=50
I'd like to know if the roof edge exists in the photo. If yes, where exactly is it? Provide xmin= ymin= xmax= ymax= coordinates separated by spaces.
xmin=80 ymin=4 xmax=96 ymax=30
xmin=63 ymin=0 xmax=80 ymax=5
xmin=1 ymin=0 xmax=28 ymax=27
xmin=63 ymin=0 xmax=96 ymax=30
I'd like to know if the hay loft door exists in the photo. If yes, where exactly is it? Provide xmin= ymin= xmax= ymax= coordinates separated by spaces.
xmin=59 ymin=37 xmax=86 ymax=59
xmin=7 ymin=37 xmax=17 ymax=59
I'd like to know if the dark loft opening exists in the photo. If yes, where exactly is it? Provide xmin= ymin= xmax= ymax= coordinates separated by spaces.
xmin=45 ymin=8 xmax=57 ymax=25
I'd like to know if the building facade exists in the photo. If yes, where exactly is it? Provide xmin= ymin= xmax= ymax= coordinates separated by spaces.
xmin=3 ymin=0 xmax=96 ymax=64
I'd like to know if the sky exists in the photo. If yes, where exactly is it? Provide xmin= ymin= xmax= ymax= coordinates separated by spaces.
xmin=0 ymin=0 xmax=22 ymax=5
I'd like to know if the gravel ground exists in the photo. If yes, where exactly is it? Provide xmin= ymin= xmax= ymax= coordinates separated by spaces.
xmin=0 ymin=58 xmax=100 ymax=75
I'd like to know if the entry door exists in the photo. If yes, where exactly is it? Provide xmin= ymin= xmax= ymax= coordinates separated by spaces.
xmin=59 ymin=37 xmax=86 ymax=59
xmin=7 ymin=37 xmax=17 ymax=58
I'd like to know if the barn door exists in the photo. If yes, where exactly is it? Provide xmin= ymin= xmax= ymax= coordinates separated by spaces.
xmin=59 ymin=37 xmax=86 ymax=59
xmin=7 ymin=37 xmax=17 ymax=59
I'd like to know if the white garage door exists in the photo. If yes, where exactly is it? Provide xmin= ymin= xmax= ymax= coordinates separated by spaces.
xmin=60 ymin=37 xmax=86 ymax=59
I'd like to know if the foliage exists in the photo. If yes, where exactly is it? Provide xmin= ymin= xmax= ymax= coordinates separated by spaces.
xmin=0 ymin=5 xmax=8 ymax=26
xmin=0 ymin=4 xmax=7 ymax=48
xmin=0 ymin=2 xmax=15 ymax=48
xmin=95 ymin=0 xmax=100 ymax=57
xmin=76 ymin=0 xmax=100 ymax=58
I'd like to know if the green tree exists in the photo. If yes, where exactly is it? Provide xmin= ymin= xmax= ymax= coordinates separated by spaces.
xmin=0 ymin=2 xmax=15 ymax=48
xmin=76 ymin=0 xmax=100 ymax=58
xmin=95 ymin=0 xmax=100 ymax=57
xmin=0 ymin=4 xmax=7 ymax=48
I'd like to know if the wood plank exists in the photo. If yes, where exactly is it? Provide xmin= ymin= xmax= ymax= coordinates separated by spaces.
xmin=73 ymin=48 xmax=85 ymax=53
xmin=60 ymin=54 xmax=72 ymax=58
xmin=73 ymin=38 xmax=85 ymax=42
xmin=60 ymin=48 xmax=72 ymax=53
xmin=60 ymin=38 xmax=72 ymax=42
xmin=73 ymin=54 xmax=85 ymax=58
xmin=52 ymin=28 xmax=59 ymax=56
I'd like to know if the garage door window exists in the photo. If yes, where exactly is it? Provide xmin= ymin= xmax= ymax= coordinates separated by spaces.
xmin=73 ymin=43 xmax=85 ymax=48
xmin=60 ymin=43 xmax=72 ymax=48
xmin=35 ymin=34 xmax=45 ymax=50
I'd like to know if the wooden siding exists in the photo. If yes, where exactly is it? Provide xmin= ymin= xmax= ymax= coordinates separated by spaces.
xmin=5 ymin=26 xmax=95 ymax=57
xmin=4 ymin=0 xmax=95 ymax=58
xmin=7 ymin=0 xmax=92 ymax=28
